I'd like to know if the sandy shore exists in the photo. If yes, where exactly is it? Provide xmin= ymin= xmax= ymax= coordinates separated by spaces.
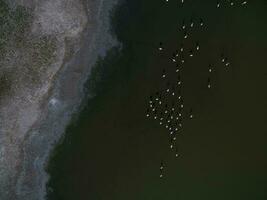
xmin=0 ymin=0 xmax=120 ymax=199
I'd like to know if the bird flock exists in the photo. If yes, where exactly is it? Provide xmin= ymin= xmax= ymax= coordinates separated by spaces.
xmin=144 ymin=0 xmax=248 ymax=179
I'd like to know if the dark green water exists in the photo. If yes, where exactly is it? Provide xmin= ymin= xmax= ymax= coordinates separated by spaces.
xmin=46 ymin=0 xmax=267 ymax=199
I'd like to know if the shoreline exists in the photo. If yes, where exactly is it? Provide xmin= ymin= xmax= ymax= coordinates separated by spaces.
xmin=12 ymin=0 xmax=121 ymax=199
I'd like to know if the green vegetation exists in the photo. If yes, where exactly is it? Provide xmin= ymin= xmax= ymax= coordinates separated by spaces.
xmin=0 ymin=0 xmax=31 ymax=55
xmin=0 ymin=72 xmax=10 ymax=97
xmin=24 ymin=36 xmax=57 ymax=85
xmin=0 ymin=1 xmax=57 ymax=98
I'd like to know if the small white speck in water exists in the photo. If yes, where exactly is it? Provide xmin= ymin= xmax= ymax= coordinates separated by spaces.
xmin=49 ymin=98 xmax=60 ymax=108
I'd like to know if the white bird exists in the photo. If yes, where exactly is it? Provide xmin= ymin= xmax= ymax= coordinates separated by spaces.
xmin=241 ymin=1 xmax=247 ymax=6
xmin=208 ymin=64 xmax=213 ymax=73
xmin=207 ymin=77 xmax=211 ymax=89
xmin=158 ymin=42 xmax=163 ymax=51
xmin=196 ymin=42 xmax=200 ymax=51
xmin=184 ymin=32 xmax=188 ymax=39
xmin=200 ymin=18 xmax=204 ymax=26
xmin=217 ymin=2 xmax=220 ymax=8
xmin=190 ymin=19 xmax=194 ymax=28
xmin=189 ymin=50 xmax=193 ymax=57
xmin=182 ymin=20 xmax=186 ymax=30
xmin=221 ymin=54 xmax=226 ymax=62
xmin=162 ymin=69 xmax=166 ymax=78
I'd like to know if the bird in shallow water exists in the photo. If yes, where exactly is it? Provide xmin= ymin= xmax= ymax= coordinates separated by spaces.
xmin=241 ymin=1 xmax=247 ymax=6
xmin=149 ymin=95 xmax=153 ymax=104
xmin=146 ymin=108 xmax=150 ymax=117
xmin=221 ymin=53 xmax=226 ymax=63
xmin=189 ymin=108 xmax=194 ymax=119
xmin=225 ymin=59 xmax=230 ymax=67
xmin=196 ymin=41 xmax=200 ymax=51
xmin=144 ymin=0 xmax=251 ymax=179
xmin=181 ymin=19 xmax=186 ymax=30
xmin=216 ymin=1 xmax=220 ymax=8
xmin=158 ymin=42 xmax=163 ymax=51
xmin=183 ymin=30 xmax=188 ymax=39
xmin=199 ymin=18 xmax=204 ymax=26
xmin=208 ymin=64 xmax=213 ymax=73
xmin=171 ymin=86 xmax=176 ymax=96
xmin=176 ymin=64 xmax=180 ymax=73
xmin=177 ymin=74 xmax=182 ymax=86
xmin=207 ymin=77 xmax=211 ymax=89
xmin=171 ymin=53 xmax=177 ymax=62
xmin=166 ymin=81 xmax=170 ymax=93
xmin=175 ymin=50 xmax=179 ymax=57
xmin=189 ymin=49 xmax=193 ymax=57
xmin=175 ymin=147 xmax=179 ymax=157
xmin=159 ymin=161 xmax=164 ymax=178
xmin=162 ymin=69 xmax=166 ymax=78
xmin=164 ymin=104 xmax=168 ymax=114
xmin=190 ymin=17 xmax=194 ymax=28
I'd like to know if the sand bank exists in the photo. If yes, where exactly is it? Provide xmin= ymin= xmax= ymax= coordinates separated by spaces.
xmin=0 ymin=0 xmax=120 ymax=199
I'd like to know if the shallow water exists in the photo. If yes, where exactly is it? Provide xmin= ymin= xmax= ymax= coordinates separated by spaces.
xmin=47 ymin=0 xmax=267 ymax=199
